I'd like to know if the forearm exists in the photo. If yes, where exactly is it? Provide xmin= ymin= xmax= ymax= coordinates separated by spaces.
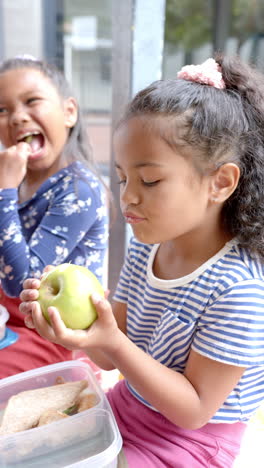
xmin=0 ymin=188 xmax=30 ymax=296
xmin=103 ymin=330 xmax=203 ymax=429
xmin=85 ymin=349 xmax=116 ymax=371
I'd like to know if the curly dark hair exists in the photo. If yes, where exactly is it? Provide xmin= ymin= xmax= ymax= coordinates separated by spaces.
xmin=118 ymin=54 xmax=264 ymax=260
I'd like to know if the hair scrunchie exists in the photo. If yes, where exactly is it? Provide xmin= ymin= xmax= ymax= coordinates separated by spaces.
xmin=177 ymin=58 xmax=225 ymax=89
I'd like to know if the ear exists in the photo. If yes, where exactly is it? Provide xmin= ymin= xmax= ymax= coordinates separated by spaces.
xmin=209 ymin=163 xmax=240 ymax=203
xmin=64 ymin=97 xmax=78 ymax=129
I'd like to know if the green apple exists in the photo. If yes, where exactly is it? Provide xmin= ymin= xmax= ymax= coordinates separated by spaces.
xmin=37 ymin=263 xmax=104 ymax=329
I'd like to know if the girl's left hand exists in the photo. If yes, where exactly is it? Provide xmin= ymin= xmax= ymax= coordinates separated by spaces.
xmin=19 ymin=279 xmax=120 ymax=353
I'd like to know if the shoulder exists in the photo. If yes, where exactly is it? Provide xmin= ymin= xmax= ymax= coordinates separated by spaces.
xmin=215 ymin=242 xmax=264 ymax=286
xmin=53 ymin=162 xmax=106 ymax=205
xmin=70 ymin=162 xmax=105 ymax=192
xmin=127 ymin=237 xmax=154 ymax=263
xmin=207 ymin=243 xmax=264 ymax=305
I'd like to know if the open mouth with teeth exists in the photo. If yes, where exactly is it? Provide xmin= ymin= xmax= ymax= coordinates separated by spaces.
xmin=18 ymin=132 xmax=45 ymax=154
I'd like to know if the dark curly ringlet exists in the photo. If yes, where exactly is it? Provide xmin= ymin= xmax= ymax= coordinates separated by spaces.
xmin=117 ymin=54 xmax=264 ymax=260
xmin=0 ymin=57 xmax=95 ymax=170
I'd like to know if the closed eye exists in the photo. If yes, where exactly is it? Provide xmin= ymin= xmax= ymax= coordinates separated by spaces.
xmin=142 ymin=180 xmax=160 ymax=187
xmin=117 ymin=178 xmax=126 ymax=185
xmin=117 ymin=179 xmax=160 ymax=187
xmin=27 ymin=97 xmax=41 ymax=105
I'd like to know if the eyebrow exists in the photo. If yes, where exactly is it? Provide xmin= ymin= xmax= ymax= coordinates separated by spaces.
xmin=115 ymin=162 xmax=163 ymax=169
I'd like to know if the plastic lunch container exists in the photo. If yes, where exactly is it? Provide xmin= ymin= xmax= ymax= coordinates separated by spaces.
xmin=0 ymin=305 xmax=18 ymax=350
xmin=0 ymin=305 xmax=9 ymax=341
xmin=0 ymin=360 xmax=122 ymax=467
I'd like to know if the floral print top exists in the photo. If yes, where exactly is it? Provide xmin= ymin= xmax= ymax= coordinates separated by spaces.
xmin=0 ymin=161 xmax=109 ymax=297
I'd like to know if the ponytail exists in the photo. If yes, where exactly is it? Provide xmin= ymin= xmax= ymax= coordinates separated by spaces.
xmin=216 ymin=55 xmax=264 ymax=258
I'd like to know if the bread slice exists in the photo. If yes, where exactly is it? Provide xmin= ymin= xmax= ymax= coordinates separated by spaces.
xmin=37 ymin=409 xmax=69 ymax=427
xmin=0 ymin=380 xmax=88 ymax=435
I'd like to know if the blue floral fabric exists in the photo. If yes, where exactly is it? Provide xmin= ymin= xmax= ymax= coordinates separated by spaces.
xmin=0 ymin=161 xmax=109 ymax=297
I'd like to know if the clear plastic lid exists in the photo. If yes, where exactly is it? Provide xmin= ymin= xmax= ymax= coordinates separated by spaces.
xmin=0 ymin=305 xmax=9 ymax=326
xmin=0 ymin=361 xmax=122 ymax=467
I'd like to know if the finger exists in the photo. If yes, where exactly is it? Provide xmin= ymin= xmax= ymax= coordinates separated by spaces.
xmin=104 ymin=289 xmax=110 ymax=300
xmin=30 ymin=302 xmax=59 ymax=342
xmin=91 ymin=293 xmax=113 ymax=324
xmin=46 ymin=306 xmax=68 ymax=335
xmin=31 ymin=301 xmax=51 ymax=331
xmin=43 ymin=265 xmax=54 ymax=273
xmin=24 ymin=313 xmax=35 ymax=329
xmin=46 ymin=307 xmax=88 ymax=350
xmin=22 ymin=278 xmax=40 ymax=290
xmin=36 ymin=305 xmax=70 ymax=341
xmin=16 ymin=141 xmax=32 ymax=158
xmin=19 ymin=300 xmax=36 ymax=315
xmin=39 ymin=265 xmax=54 ymax=280
xmin=47 ymin=307 xmax=84 ymax=341
xmin=20 ymin=288 xmax=39 ymax=302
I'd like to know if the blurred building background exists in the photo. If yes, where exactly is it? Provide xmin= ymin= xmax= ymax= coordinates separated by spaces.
xmin=0 ymin=0 xmax=264 ymax=288
xmin=1 ymin=0 xmax=264 ymax=170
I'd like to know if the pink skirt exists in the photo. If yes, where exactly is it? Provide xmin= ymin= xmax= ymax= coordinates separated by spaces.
xmin=107 ymin=380 xmax=246 ymax=468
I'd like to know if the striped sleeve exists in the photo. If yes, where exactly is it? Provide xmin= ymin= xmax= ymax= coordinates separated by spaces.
xmin=192 ymin=279 xmax=264 ymax=367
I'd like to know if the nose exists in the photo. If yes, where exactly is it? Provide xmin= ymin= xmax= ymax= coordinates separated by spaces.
xmin=9 ymin=106 xmax=30 ymax=126
xmin=120 ymin=180 xmax=140 ymax=206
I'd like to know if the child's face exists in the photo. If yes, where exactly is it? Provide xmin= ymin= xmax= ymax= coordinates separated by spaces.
xmin=114 ymin=117 xmax=216 ymax=245
xmin=0 ymin=67 xmax=77 ymax=174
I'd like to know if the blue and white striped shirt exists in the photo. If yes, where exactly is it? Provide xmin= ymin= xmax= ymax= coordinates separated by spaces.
xmin=113 ymin=237 xmax=264 ymax=423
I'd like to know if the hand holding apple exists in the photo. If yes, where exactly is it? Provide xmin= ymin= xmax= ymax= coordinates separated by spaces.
xmin=20 ymin=271 xmax=122 ymax=367
xmin=37 ymin=263 xmax=104 ymax=329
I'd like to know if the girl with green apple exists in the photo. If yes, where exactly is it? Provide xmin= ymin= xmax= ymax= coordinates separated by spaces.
xmin=20 ymin=55 xmax=264 ymax=467
xmin=0 ymin=56 xmax=108 ymax=378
